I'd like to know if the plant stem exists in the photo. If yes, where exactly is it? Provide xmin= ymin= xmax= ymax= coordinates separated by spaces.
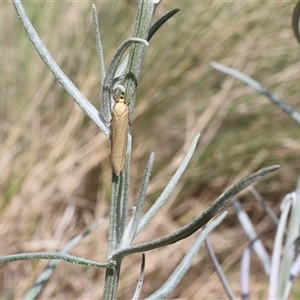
xmin=103 ymin=260 xmax=122 ymax=300
xmin=103 ymin=1 xmax=157 ymax=299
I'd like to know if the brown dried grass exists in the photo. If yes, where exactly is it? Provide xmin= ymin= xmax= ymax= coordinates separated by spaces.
xmin=1 ymin=1 xmax=300 ymax=299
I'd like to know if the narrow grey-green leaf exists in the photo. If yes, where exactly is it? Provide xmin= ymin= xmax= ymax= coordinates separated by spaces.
xmin=248 ymin=186 xmax=280 ymax=226
xmin=148 ymin=8 xmax=180 ymax=41
xmin=24 ymin=221 xmax=102 ymax=300
xmin=292 ymin=1 xmax=300 ymax=44
xmin=278 ymin=186 xmax=300 ymax=298
xmin=145 ymin=213 xmax=227 ymax=300
xmin=92 ymin=4 xmax=105 ymax=93
xmin=0 ymin=252 xmax=114 ymax=268
xmin=102 ymin=38 xmax=148 ymax=124
xmin=211 ymin=62 xmax=300 ymax=125
xmin=233 ymin=199 xmax=270 ymax=275
xmin=112 ymin=165 xmax=279 ymax=259
xmin=205 ymin=238 xmax=236 ymax=300
xmin=123 ymin=0 xmax=155 ymax=122
xmin=118 ymin=134 xmax=133 ymax=245
xmin=12 ymin=0 xmax=109 ymax=137
xmin=132 ymin=253 xmax=146 ymax=300
xmin=268 ymin=197 xmax=292 ymax=299
xmin=136 ymin=134 xmax=200 ymax=235
xmin=121 ymin=153 xmax=155 ymax=248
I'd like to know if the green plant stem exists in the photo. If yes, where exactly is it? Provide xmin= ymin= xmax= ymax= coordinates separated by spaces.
xmin=124 ymin=0 xmax=155 ymax=121
xmin=103 ymin=260 xmax=122 ymax=300
xmin=103 ymin=1 xmax=156 ymax=299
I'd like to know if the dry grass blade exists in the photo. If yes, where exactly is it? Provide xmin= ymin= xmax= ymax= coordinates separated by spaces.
xmin=2 ymin=2 xmax=299 ymax=298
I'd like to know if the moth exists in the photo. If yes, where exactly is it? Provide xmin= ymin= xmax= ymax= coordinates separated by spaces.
xmin=109 ymin=95 xmax=129 ymax=176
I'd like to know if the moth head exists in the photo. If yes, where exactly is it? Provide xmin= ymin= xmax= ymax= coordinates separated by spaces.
xmin=117 ymin=95 xmax=126 ymax=105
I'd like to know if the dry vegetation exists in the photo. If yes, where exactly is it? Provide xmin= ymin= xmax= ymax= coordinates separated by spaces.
xmin=0 ymin=1 xmax=300 ymax=299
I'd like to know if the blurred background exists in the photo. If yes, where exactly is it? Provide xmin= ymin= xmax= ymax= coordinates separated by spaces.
xmin=0 ymin=1 xmax=300 ymax=299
